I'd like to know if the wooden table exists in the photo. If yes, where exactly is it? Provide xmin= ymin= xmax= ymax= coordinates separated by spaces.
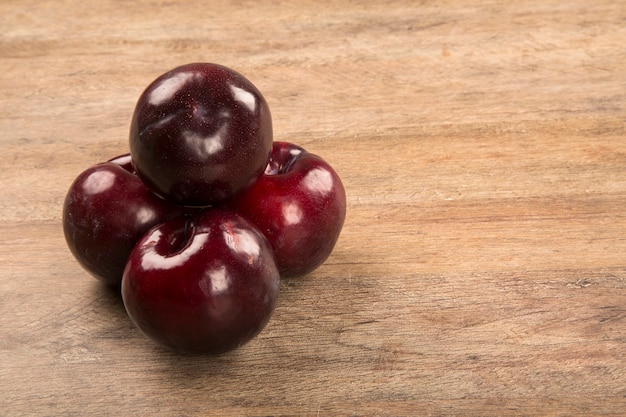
xmin=2 ymin=1 xmax=625 ymax=415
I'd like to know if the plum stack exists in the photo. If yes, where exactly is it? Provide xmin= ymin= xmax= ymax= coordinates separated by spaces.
xmin=63 ymin=63 xmax=346 ymax=354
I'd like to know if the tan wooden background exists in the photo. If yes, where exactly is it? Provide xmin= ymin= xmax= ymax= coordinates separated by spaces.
xmin=1 ymin=1 xmax=625 ymax=415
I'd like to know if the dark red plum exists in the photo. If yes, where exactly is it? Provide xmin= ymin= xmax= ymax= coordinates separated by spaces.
xmin=129 ymin=63 xmax=273 ymax=207
xmin=63 ymin=159 xmax=188 ymax=285
xmin=229 ymin=141 xmax=346 ymax=277
xmin=121 ymin=209 xmax=280 ymax=354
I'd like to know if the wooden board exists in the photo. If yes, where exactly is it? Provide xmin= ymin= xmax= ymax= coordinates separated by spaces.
xmin=1 ymin=1 xmax=625 ymax=415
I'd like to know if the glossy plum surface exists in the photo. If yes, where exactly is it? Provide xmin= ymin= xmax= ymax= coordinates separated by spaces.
xmin=63 ymin=159 xmax=186 ymax=285
xmin=121 ymin=209 xmax=280 ymax=354
xmin=108 ymin=153 xmax=135 ymax=174
xmin=229 ymin=141 xmax=346 ymax=277
xmin=129 ymin=63 xmax=273 ymax=207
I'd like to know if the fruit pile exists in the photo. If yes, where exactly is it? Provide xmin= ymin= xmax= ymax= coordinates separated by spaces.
xmin=63 ymin=63 xmax=346 ymax=354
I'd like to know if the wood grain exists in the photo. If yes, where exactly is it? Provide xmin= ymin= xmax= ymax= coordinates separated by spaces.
xmin=1 ymin=1 xmax=625 ymax=415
